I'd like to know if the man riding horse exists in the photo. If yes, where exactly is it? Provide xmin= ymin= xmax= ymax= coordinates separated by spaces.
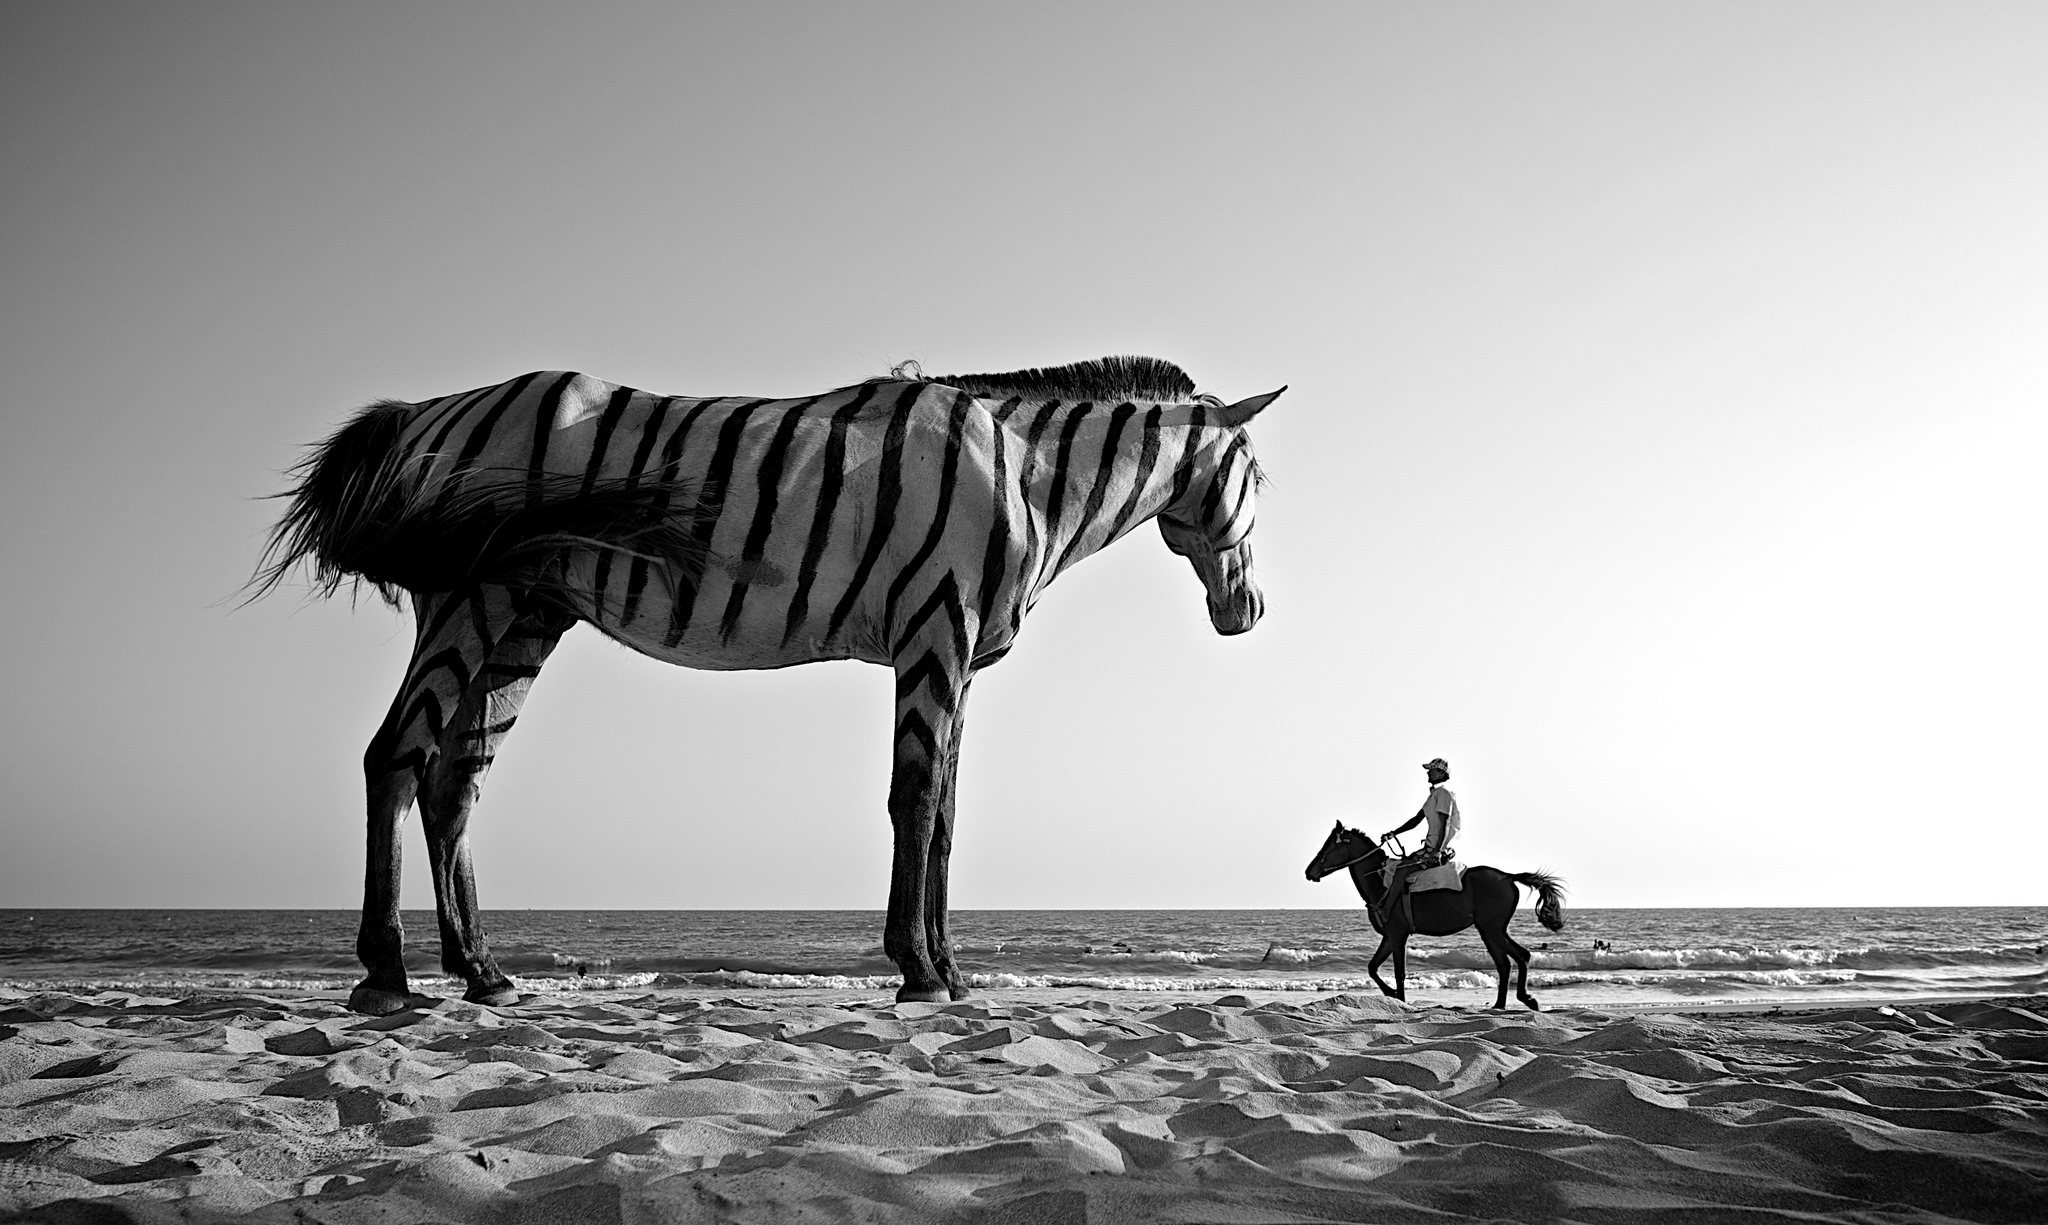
xmin=1376 ymin=757 xmax=1460 ymax=925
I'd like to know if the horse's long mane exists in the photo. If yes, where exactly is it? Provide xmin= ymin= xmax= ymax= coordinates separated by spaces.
xmin=903 ymin=356 xmax=1199 ymax=404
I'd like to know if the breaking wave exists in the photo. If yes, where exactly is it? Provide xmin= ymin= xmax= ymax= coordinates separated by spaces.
xmin=4 ymin=907 xmax=2041 ymax=1006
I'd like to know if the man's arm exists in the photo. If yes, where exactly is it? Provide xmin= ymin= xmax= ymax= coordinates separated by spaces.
xmin=1382 ymin=805 xmax=1427 ymax=842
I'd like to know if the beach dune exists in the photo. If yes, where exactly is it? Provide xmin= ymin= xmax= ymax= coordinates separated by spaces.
xmin=2 ymin=987 xmax=2043 ymax=1223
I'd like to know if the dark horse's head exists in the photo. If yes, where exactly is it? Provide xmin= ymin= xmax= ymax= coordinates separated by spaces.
xmin=1304 ymin=822 xmax=1385 ymax=883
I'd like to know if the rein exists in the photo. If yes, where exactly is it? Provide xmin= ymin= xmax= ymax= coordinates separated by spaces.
xmin=1319 ymin=839 xmax=1387 ymax=877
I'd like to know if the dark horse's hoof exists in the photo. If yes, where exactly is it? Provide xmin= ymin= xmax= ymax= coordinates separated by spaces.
xmin=895 ymin=985 xmax=951 ymax=1004
xmin=348 ymin=983 xmax=430 ymax=1016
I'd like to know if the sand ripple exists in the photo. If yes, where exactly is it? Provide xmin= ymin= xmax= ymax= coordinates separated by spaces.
xmin=1 ymin=989 xmax=2043 ymax=1222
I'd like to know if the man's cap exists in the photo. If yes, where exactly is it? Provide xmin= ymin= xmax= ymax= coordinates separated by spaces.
xmin=1422 ymin=758 xmax=1450 ymax=772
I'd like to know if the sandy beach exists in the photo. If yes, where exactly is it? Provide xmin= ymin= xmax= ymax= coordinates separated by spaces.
xmin=1 ymin=987 xmax=2042 ymax=1224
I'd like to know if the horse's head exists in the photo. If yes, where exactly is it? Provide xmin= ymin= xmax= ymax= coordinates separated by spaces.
xmin=1304 ymin=821 xmax=1382 ymax=883
xmin=1157 ymin=387 xmax=1283 ymax=635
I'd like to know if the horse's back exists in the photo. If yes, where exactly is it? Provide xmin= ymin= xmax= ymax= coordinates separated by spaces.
xmin=1461 ymin=865 xmax=1524 ymax=897
xmin=398 ymin=372 xmax=907 ymax=488
xmin=383 ymin=372 xmax=1025 ymax=668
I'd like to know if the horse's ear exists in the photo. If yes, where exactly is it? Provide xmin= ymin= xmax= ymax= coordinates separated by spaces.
xmin=1158 ymin=386 xmax=1285 ymax=429
xmin=1211 ymin=386 xmax=1284 ymax=428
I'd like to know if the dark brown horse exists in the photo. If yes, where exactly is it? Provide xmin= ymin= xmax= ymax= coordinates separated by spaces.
xmin=1304 ymin=822 xmax=1566 ymax=1010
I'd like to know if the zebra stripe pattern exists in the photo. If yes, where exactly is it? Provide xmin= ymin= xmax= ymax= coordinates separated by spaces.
xmin=260 ymin=356 xmax=1282 ymax=1010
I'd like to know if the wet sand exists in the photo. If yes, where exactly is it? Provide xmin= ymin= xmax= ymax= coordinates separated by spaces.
xmin=2 ymin=986 xmax=2043 ymax=1223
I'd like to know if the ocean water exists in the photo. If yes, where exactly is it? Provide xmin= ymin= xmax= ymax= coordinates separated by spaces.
xmin=0 ymin=908 xmax=2040 ymax=1008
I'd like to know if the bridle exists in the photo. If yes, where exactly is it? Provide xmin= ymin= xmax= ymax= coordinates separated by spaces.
xmin=1315 ymin=831 xmax=1395 ymax=878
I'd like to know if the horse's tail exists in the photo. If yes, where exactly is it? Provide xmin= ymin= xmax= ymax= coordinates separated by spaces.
xmin=248 ymin=398 xmax=708 ymax=608
xmin=1511 ymin=871 xmax=1567 ymax=932
xmin=249 ymin=400 xmax=417 ymax=606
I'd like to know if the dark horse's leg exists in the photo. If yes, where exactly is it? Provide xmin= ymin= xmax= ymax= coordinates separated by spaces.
xmin=886 ymin=595 xmax=973 ymax=1003
xmin=1478 ymin=922 xmax=1538 ymax=1010
xmin=1477 ymin=924 xmax=1516 ymax=1010
xmin=1369 ymin=912 xmax=1412 ymax=1002
xmin=1506 ymin=930 xmax=1538 ymax=1010
xmin=1367 ymin=930 xmax=1403 ymax=1000
xmin=1496 ymin=918 xmax=1539 ymax=1011
xmin=416 ymin=595 xmax=569 ymax=1006
xmin=1473 ymin=872 xmax=1540 ymax=1010
xmin=352 ymin=587 xmax=530 ymax=1016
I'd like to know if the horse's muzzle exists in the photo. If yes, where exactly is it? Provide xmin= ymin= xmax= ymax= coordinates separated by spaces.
xmin=1210 ymin=584 xmax=1264 ymax=636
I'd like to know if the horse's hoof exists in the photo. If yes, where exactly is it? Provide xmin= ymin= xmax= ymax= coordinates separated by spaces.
xmin=348 ymin=983 xmax=425 ymax=1016
xmin=946 ymin=979 xmax=972 ymax=1001
xmin=465 ymin=982 xmax=521 ymax=1008
xmin=1523 ymin=997 xmax=1542 ymax=1012
xmin=895 ymin=985 xmax=950 ymax=1004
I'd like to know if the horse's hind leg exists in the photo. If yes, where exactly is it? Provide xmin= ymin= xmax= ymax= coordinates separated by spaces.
xmin=1478 ymin=925 xmax=1517 ymax=1010
xmin=354 ymin=718 xmax=422 ymax=1016
xmin=1503 ymin=930 xmax=1539 ymax=1010
xmin=417 ymin=595 xmax=569 ymax=1006
xmin=350 ymin=588 xmax=528 ymax=1016
xmin=354 ymin=592 xmax=466 ymax=1014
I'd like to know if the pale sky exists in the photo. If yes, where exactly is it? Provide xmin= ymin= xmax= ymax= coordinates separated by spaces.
xmin=2 ymin=3 xmax=2041 ymax=911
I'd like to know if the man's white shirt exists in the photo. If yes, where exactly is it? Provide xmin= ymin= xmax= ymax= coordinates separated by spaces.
xmin=1422 ymin=785 xmax=1461 ymax=852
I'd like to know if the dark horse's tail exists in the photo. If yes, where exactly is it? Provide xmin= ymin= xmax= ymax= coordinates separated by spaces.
xmin=248 ymin=399 xmax=707 ymax=608
xmin=1511 ymin=871 xmax=1567 ymax=931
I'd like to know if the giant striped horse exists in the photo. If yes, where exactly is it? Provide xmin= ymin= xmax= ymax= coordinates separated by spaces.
xmin=257 ymin=357 xmax=1281 ymax=1013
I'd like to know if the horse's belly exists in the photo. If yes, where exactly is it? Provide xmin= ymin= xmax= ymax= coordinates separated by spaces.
xmin=578 ymin=559 xmax=889 ymax=671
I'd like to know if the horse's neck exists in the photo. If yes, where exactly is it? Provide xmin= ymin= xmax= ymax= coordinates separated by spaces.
xmin=1346 ymin=859 xmax=1383 ymax=902
xmin=1005 ymin=401 xmax=1200 ymax=579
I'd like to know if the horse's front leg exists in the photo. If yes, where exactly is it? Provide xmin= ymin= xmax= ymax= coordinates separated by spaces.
xmin=887 ymin=615 xmax=971 ymax=1003
xmin=1392 ymin=938 xmax=1408 ymax=1001
xmin=1367 ymin=934 xmax=1399 ymax=999
xmin=923 ymin=677 xmax=973 ymax=1000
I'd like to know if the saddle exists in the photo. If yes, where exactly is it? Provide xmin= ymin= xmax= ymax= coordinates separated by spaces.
xmin=1380 ymin=854 xmax=1465 ymax=894
xmin=1378 ymin=853 xmax=1465 ymax=930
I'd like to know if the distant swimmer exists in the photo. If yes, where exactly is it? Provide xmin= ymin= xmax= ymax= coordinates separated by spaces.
xmin=1376 ymin=758 xmax=1461 ymax=926
xmin=1594 ymin=940 xmax=1611 ymax=953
